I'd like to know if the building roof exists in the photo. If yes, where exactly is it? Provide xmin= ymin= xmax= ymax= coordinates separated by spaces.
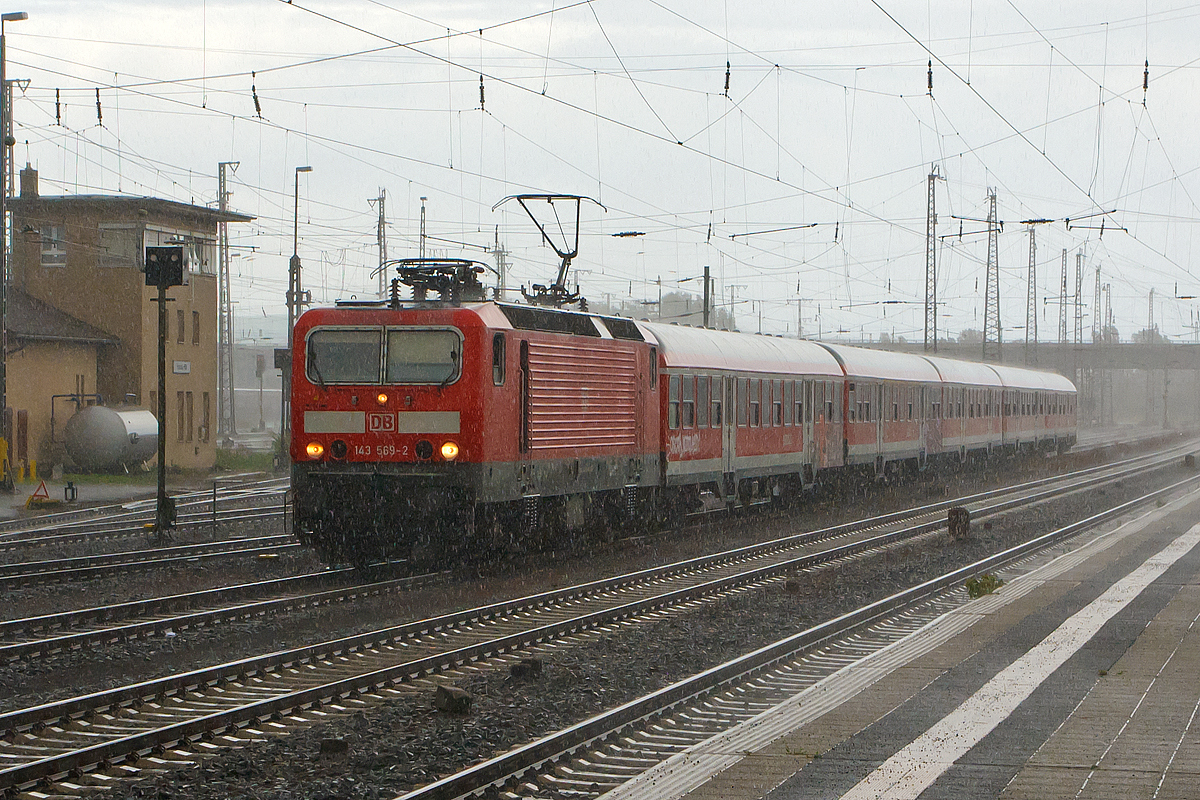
xmin=10 ymin=195 xmax=254 ymax=225
xmin=5 ymin=289 xmax=119 ymax=346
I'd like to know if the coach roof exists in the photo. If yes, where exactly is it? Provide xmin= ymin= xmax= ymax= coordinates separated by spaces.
xmin=921 ymin=354 xmax=1005 ymax=387
xmin=817 ymin=342 xmax=942 ymax=383
xmin=639 ymin=322 xmax=843 ymax=376
xmin=989 ymin=363 xmax=1078 ymax=393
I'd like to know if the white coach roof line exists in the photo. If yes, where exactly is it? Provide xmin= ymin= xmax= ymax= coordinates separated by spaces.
xmin=637 ymin=322 xmax=843 ymax=376
xmin=817 ymin=342 xmax=943 ymax=383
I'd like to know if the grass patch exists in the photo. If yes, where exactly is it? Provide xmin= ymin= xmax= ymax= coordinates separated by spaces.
xmin=63 ymin=470 xmax=157 ymax=486
xmin=216 ymin=447 xmax=276 ymax=473
xmin=965 ymin=573 xmax=1004 ymax=599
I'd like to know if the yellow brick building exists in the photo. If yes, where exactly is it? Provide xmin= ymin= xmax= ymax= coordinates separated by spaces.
xmin=8 ymin=166 xmax=252 ymax=472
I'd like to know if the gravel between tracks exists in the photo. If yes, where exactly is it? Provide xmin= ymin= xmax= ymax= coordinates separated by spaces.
xmin=0 ymin=457 xmax=1057 ymax=712
xmin=81 ymin=463 xmax=1189 ymax=800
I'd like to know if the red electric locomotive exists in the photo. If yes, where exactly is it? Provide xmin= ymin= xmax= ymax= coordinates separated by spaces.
xmin=290 ymin=261 xmax=661 ymax=565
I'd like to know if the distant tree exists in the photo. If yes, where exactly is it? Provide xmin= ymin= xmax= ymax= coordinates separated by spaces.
xmin=958 ymin=328 xmax=983 ymax=344
xmin=1131 ymin=327 xmax=1165 ymax=344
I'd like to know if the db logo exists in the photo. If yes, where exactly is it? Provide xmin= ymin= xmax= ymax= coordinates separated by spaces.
xmin=368 ymin=413 xmax=395 ymax=432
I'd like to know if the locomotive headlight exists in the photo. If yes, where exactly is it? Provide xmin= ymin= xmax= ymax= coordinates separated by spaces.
xmin=306 ymin=442 xmax=324 ymax=459
xmin=376 ymin=393 xmax=389 ymax=405
xmin=440 ymin=441 xmax=460 ymax=461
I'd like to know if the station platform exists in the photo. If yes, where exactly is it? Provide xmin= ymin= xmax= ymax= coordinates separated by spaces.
xmin=617 ymin=486 xmax=1200 ymax=800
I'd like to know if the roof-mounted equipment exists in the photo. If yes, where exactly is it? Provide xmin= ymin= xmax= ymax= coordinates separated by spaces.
xmin=493 ymin=194 xmax=605 ymax=311
xmin=386 ymin=258 xmax=494 ymax=307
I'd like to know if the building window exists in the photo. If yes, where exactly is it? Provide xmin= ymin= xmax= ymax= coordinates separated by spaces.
xmin=192 ymin=311 xmax=200 ymax=345
xmin=40 ymin=225 xmax=66 ymax=267
xmin=186 ymin=392 xmax=194 ymax=442
xmin=177 ymin=391 xmax=186 ymax=441
xmin=177 ymin=310 xmax=185 ymax=343
xmin=202 ymin=392 xmax=211 ymax=442
xmin=99 ymin=226 xmax=139 ymax=268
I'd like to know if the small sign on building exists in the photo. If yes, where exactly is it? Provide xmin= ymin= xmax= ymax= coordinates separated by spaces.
xmin=173 ymin=361 xmax=191 ymax=374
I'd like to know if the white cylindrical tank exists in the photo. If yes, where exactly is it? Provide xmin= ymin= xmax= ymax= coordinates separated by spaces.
xmin=63 ymin=406 xmax=159 ymax=470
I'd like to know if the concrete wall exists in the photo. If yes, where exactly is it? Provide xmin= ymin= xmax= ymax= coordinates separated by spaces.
xmin=4 ymin=339 xmax=101 ymax=475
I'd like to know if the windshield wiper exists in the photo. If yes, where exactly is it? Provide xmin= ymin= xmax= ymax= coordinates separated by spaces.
xmin=438 ymin=349 xmax=460 ymax=392
xmin=308 ymin=351 xmax=328 ymax=390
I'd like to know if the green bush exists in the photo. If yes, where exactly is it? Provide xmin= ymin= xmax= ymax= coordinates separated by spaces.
xmin=966 ymin=573 xmax=1004 ymax=599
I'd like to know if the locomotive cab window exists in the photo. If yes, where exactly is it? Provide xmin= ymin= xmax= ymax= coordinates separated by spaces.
xmin=306 ymin=328 xmax=382 ymax=384
xmin=492 ymin=333 xmax=506 ymax=385
xmin=385 ymin=329 xmax=462 ymax=384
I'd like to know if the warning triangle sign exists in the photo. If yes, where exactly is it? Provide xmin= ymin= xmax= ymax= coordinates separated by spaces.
xmin=30 ymin=480 xmax=49 ymax=501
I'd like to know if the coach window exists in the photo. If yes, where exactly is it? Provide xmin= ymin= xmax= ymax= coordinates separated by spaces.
xmin=750 ymin=379 xmax=761 ymax=427
xmin=737 ymin=379 xmax=748 ymax=426
xmin=908 ymin=386 xmax=914 ymax=420
xmin=697 ymin=376 xmax=710 ymax=427
xmin=668 ymin=375 xmax=680 ymax=429
xmin=649 ymin=347 xmax=658 ymax=388
xmin=847 ymin=383 xmax=856 ymax=422
xmin=712 ymin=379 xmax=723 ymax=426
xmin=805 ymin=381 xmax=813 ymax=423
xmin=492 ymin=333 xmax=506 ymax=385
xmin=784 ymin=380 xmax=793 ymax=425
xmin=682 ymin=374 xmax=696 ymax=428
xmin=773 ymin=380 xmax=783 ymax=426
xmin=830 ymin=381 xmax=838 ymax=422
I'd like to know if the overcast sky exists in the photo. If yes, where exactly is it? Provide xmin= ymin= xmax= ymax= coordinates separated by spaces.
xmin=9 ymin=0 xmax=1200 ymax=345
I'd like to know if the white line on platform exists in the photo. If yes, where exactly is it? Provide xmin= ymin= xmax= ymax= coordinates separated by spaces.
xmin=841 ymin=520 xmax=1200 ymax=800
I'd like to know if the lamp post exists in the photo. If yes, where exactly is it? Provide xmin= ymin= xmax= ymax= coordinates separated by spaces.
xmin=280 ymin=165 xmax=312 ymax=451
xmin=0 ymin=11 xmax=27 ymax=494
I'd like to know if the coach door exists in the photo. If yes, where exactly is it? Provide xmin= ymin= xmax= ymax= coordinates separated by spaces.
xmin=923 ymin=383 xmax=942 ymax=459
xmin=802 ymin=379 xmax=815 ymax=468
xmin=721 ymin=376 xmax=736 ymax=483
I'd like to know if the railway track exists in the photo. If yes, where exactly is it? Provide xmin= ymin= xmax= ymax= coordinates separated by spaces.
xmin=0 ymin=447 xmax=1193 ymax=797
xmin=406 ymin=476 xmax=1200 ymax=800
xmin=0 ymin=444 xmax=1186 ymax=664
xmin=0 ymin=534 xmax=301 ymax=591
xmin=0 ymin=476 xmax=288 ymax=552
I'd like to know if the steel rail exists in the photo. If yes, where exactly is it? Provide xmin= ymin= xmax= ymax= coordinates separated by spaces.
xmin=0 ymin=571 xmax=435 ymax=662
xmin=398 ymin=471 xmax=1200 ymax=800
xmin=0 ymin=452 xmax=1190 ymax=793
xmin=0 ymin=538 xmax=301 ymax=590
xmin=0 ymin=476 xmax=286 ymax=536
xmin=0 ymin=479 xmax=285 ymax=542
xmin=1 ymin=444 xmax=1159 ymax=663
xmin=0 ymin=503 xmax=287 ymax=553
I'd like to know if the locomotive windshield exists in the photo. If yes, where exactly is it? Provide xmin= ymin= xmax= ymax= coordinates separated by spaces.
xmin=306 ymin=329 xmax=381 ymax=383
xmin=305 ymin=326 xmax=461 ymax=384
xmin=385 ymin=329 xmax=461 ymax=384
